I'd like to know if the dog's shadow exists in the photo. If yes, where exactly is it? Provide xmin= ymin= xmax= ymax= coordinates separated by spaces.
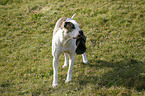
xmin=76 ymin=58 xmax=145 ymax=91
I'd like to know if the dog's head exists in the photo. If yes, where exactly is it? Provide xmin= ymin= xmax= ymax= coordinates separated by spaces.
xmin=62 ymin=20 xmax=82 ymax=39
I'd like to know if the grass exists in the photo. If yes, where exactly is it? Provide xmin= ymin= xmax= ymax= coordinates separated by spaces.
xmin=0 ymin=0 xmax=145 ymax=95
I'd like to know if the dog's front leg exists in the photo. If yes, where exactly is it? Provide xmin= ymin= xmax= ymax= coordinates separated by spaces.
xmin=52 ymin=57 xmax=59 ymax=87
xmin=65 ymin=54 xmax=75 ymax=83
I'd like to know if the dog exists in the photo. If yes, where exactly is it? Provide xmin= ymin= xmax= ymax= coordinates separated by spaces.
xmin=52 ymin=13 xmax=89 ymax=87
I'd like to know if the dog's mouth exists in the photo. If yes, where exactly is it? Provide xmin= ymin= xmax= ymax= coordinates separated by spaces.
xmin=73 ymin=30 xmax=84 ymax=39
xmin=73 ymin=37 xmax=78 ymax=39
xmin=73 ymin=34 xmax=82 ymax=39
xmin=73 ymin=36 xmax=81 ymax=39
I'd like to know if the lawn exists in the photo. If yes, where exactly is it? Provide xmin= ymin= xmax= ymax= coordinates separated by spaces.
xmin=0 ymin=0 xmax=145 ymax=95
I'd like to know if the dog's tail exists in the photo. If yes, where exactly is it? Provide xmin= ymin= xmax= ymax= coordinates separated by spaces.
xmin=71 ymin=13 xmax=76 ymax=19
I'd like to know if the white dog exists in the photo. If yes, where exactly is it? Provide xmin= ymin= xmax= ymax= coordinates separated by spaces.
xmin=52 ymin=14 xmax=88 ymax=87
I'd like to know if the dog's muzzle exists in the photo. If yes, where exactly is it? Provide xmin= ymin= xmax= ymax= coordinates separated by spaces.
xmin=73 ymin=30 xmax=84 ymax=39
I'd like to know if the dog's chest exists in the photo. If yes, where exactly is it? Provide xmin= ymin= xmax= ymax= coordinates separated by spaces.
xmin=52 ymin=28 xmax=76 ymax=54
xmin=62 ymin=39 xmax=76 ymax=53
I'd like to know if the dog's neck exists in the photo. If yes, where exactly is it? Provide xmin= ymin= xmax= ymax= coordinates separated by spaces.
xmin=59 ymin=28 xmax=73 ymax=47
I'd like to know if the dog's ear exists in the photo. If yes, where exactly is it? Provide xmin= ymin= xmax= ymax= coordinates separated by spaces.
xmin=64 ymin=22 xmax=75 ymax=30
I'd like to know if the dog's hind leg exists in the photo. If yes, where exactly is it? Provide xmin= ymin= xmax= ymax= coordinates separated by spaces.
xmin=82 ymin=53 xmax=89 ymax=64
xmin=62 ymin=53 xmax=68 ymax=68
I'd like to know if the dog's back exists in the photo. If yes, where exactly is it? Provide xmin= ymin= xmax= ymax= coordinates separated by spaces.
xmin=53 ymin=17 xmax=67 ymax=35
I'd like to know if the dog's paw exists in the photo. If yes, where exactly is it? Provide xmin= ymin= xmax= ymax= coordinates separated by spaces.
xmin=83 ymin=60 xmax=89 ymax=64
xmin=52 ymin=83 xmax=58 ymax=88
xmin=65 ymin=79 xmax=71 ymax=83
xmin=62 ymin=64 xmax=67 ymax=68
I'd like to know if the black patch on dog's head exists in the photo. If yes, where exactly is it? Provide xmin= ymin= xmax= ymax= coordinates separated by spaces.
xmin=64 ymin=22 xmax=75 ymax=32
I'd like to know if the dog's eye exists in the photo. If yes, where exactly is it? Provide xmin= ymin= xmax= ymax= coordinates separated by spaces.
xmin=71 ymin=24 xmax=75 ymax=29
xmin=72 ymin=26 xmax=75 ymax=29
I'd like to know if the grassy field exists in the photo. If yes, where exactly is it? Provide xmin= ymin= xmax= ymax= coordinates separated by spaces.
xmin=0 ymin=0 xmax=145 ymax=95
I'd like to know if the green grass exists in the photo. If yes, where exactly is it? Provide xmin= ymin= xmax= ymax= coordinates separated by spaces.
xmin=0 ymin=0 xmax=145 ymax=95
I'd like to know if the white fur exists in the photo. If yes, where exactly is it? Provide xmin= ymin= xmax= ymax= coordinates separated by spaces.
xmin=52 ymin=17 xmax=88 ymax=88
